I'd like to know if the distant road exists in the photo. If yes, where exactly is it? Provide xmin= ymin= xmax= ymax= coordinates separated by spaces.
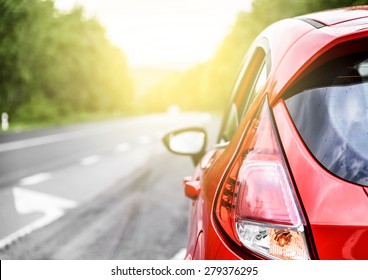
xmin=0 ymin=112 xmax=220 ymax=259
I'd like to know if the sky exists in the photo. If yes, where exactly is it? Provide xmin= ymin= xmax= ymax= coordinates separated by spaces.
xmin=54 ymin=0 xmax=252 ymax=70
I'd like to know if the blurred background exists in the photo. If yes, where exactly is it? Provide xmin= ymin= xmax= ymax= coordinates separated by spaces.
xmin=0 ymin=0 xmax=366 ymax=259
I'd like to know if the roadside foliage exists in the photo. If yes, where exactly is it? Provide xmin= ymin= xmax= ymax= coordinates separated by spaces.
xmin=1 ymin=0 xmax=367 ymax=124
xmin=0 ymin=0 xmax=132 ymax=124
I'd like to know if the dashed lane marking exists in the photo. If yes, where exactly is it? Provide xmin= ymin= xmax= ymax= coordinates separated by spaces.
xmin=80 ymin=155 xmax=100 ymax=166
xmin=116 ymin=143 xmax=131 ymax=152
xmin=138 ymin=135 xmax=152 ymax=145
xmin=171 ymin=248 xmax=187 ymax=260
xmin=19 ymin=173 xmax=52 ymax=186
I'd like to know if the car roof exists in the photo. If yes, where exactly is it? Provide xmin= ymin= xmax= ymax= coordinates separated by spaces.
xmin=261 ymin=6 xmax=368 ymax=104
xmin=298 ymin=6 xmax=368 ymax=26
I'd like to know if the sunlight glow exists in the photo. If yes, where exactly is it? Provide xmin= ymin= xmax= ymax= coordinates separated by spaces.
xmin=54 ymin=0 xmax=252 ymax=69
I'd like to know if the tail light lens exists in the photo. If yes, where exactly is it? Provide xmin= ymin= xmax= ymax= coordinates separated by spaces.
xmin=215 ymin=98 xmax=310 ymax=260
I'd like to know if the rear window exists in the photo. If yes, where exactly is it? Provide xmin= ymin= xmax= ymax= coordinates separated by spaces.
xmin=285 ymin=52 xmax=368 ymax=186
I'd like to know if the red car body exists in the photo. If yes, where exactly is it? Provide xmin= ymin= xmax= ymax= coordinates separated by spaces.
xmin=164 ymin=7 xmax=368 ymax=260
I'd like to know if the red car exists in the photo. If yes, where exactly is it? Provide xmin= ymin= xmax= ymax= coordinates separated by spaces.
xmin=163 ymin=6 xmax=368 ymax=260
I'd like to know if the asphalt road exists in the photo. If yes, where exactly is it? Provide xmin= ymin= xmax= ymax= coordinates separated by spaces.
xmin=0 ymin=112 xmax=219 ymax=259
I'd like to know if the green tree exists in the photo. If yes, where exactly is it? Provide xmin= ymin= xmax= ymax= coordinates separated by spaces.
xmin=0 ymin=0 xmax=132 ymax=124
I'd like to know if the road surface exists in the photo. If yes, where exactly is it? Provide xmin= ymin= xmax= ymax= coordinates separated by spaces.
xmin=0 ymin=112 xmax=219 ymax=259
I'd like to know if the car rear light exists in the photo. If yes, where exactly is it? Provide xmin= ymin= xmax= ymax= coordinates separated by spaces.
xmin=215 ymin=98 xmax=310 ymax=260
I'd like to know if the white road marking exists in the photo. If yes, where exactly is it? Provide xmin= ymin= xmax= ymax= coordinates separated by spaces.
xmin=19 ymin=173 xmax=52 ymax=186
xmin=0 ymin=187 xmax=77 ymax=249
xmin=0 ymin=129 xmax=103 ymax=153
xmin=116 ymin=143 xmax=131 ymax=152
xmin=138 ymin=135 xmax=152 ymax=145
xmin=171 ymin=248 xmax=187 ymax=260
xmin=80 ymin=155 xmax=100 ymax=166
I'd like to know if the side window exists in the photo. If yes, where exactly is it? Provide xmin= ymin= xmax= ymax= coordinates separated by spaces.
xmin=242 ymin=61 xmax=268 ymax=117
xmin=221 ymin=103 xmax=239 ymax=144
xmin=218 ymin=47 xmax=268 ymax=144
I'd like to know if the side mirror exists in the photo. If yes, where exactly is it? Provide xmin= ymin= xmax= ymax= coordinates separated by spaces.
xmin=162 ymin=127 xmax=207 ymax=165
